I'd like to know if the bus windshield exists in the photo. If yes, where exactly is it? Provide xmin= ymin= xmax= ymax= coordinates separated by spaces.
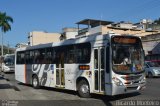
xmin=112 ymin=36 xmax=144 ymax=74
xmin=4 ymin=55 xmax=15 ymax=65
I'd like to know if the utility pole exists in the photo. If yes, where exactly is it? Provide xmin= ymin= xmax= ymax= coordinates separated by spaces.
xmin=1 ymin=31 xmax=4 ymax=74
xmin=1 ymin=31 xmax=4 ymax=56
xmin=7 ymin=41 xmax=10 ymax=54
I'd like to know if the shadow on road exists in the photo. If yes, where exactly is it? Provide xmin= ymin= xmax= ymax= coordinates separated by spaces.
xmin=0 ymin=76 xmax=4 ymax=80
xmin=40 ymin=87 xmax=141 ymax=105
xmin=0 ymin=84 xmax=12 ymax=89
xmin=16 ymin=82 xmax=141 ymax=105
xmin=3 ymin=72 xmax=15 ymax=74
xmin=17 ymin=82 xmax=77 ymax=96
xmin=91 ymin=92 xmax=140 ymax=105
xmin=42 ymin=86 xmax=78 ymax=96
xmin=17 ymin=82 xmax=33 ymax=87
xmin=33 ymin=84 xmax=141 ymax=105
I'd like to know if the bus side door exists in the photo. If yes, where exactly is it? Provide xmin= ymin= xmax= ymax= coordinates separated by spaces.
xmin=93 ymin=46 xmax=111 ymax=94
xmin=93 ymin=47 xmax=105 ymax=93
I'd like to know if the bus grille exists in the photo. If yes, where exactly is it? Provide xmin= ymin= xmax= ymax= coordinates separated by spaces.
xmin=121 ymin=75 xmax=142 ymax=80
xmin=126 ymin=86 xmax=138 ymax=90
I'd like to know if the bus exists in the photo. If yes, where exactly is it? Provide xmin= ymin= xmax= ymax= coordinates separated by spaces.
xmin=15 ymin=34 xmax=146 ymax=97
xmin=2 ymin=54 xmax=15 ymax=73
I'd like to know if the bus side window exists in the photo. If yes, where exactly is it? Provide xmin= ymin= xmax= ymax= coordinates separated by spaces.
xmin=25 ymin=51 xmax=30 ymax=64
xmin=29 ymin=51 xmax=34 ymax=64
xmin=52 ymin=50 xmax=57 ymax=64
xmin=17 ymin=52 xmax=25 ymax=64
xmin=65 ymin=45 xmax=74 ymax=64
xmin=16 ymin=53 xmax=20 ymax=64
xmin=106 ymin=46 xmax=110 ymax=73
xmin=34 ymin=50 xmax=40 ymax=64
xmin=74 ymin=43 xmax=91 ymax=63
xmin=39 ymin=49 xmax=45 ymax=64
xmin=94 ymin=49 xmax=98 ymax=69
xmin=45 ymin=48 xmax=52 ymax=64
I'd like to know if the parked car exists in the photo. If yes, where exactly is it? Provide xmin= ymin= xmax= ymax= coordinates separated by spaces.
xmin=145 ymin=61 xmax=160 ymax=78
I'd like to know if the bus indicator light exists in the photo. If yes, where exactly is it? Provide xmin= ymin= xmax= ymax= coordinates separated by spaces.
xmin=79 ymin=65 xmax=90 ymax=70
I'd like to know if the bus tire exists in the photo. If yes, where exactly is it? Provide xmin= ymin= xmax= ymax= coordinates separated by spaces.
xmin=77 ymin=80 xmax=90 ymax=98
xmin=148 ymin=72 xmax=153 ymax=78
xmin=32 ymin=75 xmax=40 ymax=89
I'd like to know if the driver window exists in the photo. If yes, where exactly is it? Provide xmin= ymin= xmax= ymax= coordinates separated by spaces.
xmin=113 ymin=48 xmax=130 ymax=64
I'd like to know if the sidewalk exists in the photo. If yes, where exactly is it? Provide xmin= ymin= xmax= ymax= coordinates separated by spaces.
xmin=0 ymin=75 xmax=22 ymax=100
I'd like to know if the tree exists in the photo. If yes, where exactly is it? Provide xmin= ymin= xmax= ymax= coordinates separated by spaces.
xmin=0 ymin=12 xmax=13 ymax=56
xmin=154 ymin=18 xmax=160 ymax=24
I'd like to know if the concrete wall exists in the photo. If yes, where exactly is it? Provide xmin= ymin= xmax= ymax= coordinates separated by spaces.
xmin=102 ymin=26 xmax=157 ymax=36
xmin=29 ymin=31 xmax=61 ymax=46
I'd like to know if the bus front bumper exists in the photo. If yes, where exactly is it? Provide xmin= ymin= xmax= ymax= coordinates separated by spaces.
xmin=3 ymin=67 xmax=15 ymax=72
xmin=111 ymin=82 xmax=146 ymax=95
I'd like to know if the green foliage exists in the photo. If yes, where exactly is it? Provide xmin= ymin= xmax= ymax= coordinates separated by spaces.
xmin=154 ymin=18 xmax=160 ymax=24
xmin=0 ymin=12 xmax=13 ymax=33
xmin=0 ymin=11 xmax=14 ymax=56
xmin=0 ymin=46 xmax=15 ymax=55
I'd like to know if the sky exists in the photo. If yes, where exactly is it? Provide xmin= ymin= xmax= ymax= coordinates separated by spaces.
xmin=0 ymin=0 xmax=160 ymax=47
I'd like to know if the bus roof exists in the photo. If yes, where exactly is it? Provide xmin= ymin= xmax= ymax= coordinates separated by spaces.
xmin=16 ymin=34 xmax=139 ymax=51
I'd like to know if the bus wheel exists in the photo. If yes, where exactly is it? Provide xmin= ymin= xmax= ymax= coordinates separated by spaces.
xmin=148 ymin=72 xmax=153 ymax=78
xmin=32 ymin=75 xmax=40 ymax=89
xmin=78 ymin=80 xmax=90 ymax=98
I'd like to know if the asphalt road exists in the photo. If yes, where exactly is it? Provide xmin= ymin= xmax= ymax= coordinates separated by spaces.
xmin=1 ymin=72 xmax=160 ymax=106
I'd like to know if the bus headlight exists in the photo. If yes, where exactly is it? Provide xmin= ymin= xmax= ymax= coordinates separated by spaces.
xmin=112 ymin=77 xmax=123 ymax=86
xmin=139 ymin=76 xmax=146 ymax=83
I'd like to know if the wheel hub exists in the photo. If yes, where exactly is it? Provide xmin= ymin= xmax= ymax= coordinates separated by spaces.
xmin=81 ymin=85 xmax=89 ymax=94
xmin=33 ymin=78 xmax=38 ymax=86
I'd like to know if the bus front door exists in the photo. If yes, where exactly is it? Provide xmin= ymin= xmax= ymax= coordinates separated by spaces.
xmin=94 ymin=47 xmax=105 ymax=93
xmin=56 ymin=53 xmax=65 ymax=88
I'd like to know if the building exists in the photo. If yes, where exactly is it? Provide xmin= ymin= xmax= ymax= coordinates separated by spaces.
xmin=24 ymin=19 xmax=160 ymax=58
xmin=141 ymin=33 xmax=160 ymax=55
xmin=15 ymin=43 xmax=28 ymax=48
xmin=76 ymin=19 xmax=113 ymax=38
xmin=60 ymin=28 xmax=78 ymax=40
xmin=27 ymin=19 xmax=159 ymax=44
xmin=75 ymin=19 xmax=160 ymax=58
xmin=147 ymin=24 xmax=160 ymax=31
xmin=133 ymin=19 xmax=160 ymax=57
xmin=112 ymin=21 xmax=133 ymax=29
xmin=75 ymin=19 xmax=158 ymax=38
xmin=28 ymin=31 xmax=61 ymax=46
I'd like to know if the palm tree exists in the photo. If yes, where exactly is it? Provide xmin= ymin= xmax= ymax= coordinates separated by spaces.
xmin=0 ymin=12 xmax=13 ymax=56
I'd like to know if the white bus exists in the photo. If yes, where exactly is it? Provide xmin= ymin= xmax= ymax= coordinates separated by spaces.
xmin=15 ymin=34 xmax=146 ymax=97
xmin=2 ymin=54 xmax=15 ymax=72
